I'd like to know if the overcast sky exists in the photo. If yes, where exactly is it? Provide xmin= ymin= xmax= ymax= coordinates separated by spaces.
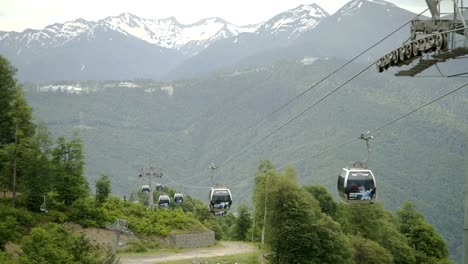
xmin=0 ymin=0 xmax=431 ymax=32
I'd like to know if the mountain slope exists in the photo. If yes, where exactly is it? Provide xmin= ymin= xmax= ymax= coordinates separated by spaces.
xmin=294 ymin=0 xmax=417 ymax=59
xmin=2 ymin=26 xmax=185 ymax=81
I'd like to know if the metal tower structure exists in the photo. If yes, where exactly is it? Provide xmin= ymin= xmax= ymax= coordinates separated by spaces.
xmin=376 ymin=0 xmax=468 ymax=77
xmin=106 ymin=219 xmax=134 ymax=254
xmin=139 ymin=166 xmax=163 ymax=210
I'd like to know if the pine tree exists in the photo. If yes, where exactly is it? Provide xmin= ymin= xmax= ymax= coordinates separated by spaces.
xmin=0 ymin=55 xmax=19 ymax=145
xmin=0 ymin=55 xmax=34 ymax=207
xmin=95 ymin=174 xmax=111 ymax=205
xmin=18 ymin=123 xmax=55 ymax=211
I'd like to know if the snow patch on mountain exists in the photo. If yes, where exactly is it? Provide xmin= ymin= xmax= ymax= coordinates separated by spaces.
xmin=339 ymin=0 xmax=397 ymax=16
xmin=256 ymin=3 xmax=329 ymax=38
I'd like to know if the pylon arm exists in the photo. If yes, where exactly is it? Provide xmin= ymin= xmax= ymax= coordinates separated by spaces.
xmin=425 ymin=0 xmax=440 ymax=20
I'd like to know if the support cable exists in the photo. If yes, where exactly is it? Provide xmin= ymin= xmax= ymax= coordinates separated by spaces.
xmin=225 ymin=81 xmax=468 ymax=187
xmin=219 ymin=62 xmax=375 ymax=168
xmin=212 ymin=7 xmax=430 ymax=149
xmin=135 ymin=82 xmax=467 ymax=191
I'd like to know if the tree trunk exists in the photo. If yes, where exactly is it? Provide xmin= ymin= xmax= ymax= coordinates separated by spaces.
xmin=12 ymin=112 xmax=18 ymax=208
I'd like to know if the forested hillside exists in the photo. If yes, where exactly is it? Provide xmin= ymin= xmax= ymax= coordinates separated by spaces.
xmin=251 ymin=160 xmax=451 ymax=264
xmin=23 ymin=58 xmax=468 ymax=261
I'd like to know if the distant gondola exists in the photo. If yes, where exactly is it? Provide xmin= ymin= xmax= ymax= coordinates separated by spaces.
xmin=337 ymin=162 xmax=376 ymax=203
xmin=141 ymin=185 xmax=151 ymax=193
xmin=174 ymin=193 xmax=184 ymax=204
xmin=155 ymin=183 xmax=164 ymax=192
xmin=158 ymin=195 xmax=170 ymax=208
xmin=209 ymin=188 xmax=232 ymax=213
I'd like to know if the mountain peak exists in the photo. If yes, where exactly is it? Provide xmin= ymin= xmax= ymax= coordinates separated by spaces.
xmin=338 ymin=0 xmax=397 ymax=15
xmin=297 ymin=3 xmax=330 ymax=17
xmin=118 ymin=12 xmax=138 ymax=18
xmin=256 ymin=3 xmax=329 ymax=38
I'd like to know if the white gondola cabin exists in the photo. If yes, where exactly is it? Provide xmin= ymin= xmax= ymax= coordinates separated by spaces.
xmin=209 ymin=188 xmax=232 ymax=213
xmin=174 ymin=193 xmax=184 ymax=204
xmin=337 ymin=163 xmax=376 ymax=204
xmin=158 ymin=195 xmax=170 ymax=208
xmin=141 ymin=184 xmax=151 ymax=193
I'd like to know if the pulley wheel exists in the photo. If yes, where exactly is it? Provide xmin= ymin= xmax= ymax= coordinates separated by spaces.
xmin=435 ymin=34 xmax=443 ymax=50
xmin=399 ymin=47 xmax=406 ymax=61
xmin=405 ymin=44 xmax=413 ymax=59
xmin=412 ymin=42 xmax=420 ymax=56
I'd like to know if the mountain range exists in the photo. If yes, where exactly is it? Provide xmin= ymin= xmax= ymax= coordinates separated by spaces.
xmin=0 ymin=0 xmax=418 ymax=81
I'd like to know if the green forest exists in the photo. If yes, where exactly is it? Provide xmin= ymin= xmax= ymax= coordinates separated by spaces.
xmin=0 ymin=52 xmax=465 ymax=263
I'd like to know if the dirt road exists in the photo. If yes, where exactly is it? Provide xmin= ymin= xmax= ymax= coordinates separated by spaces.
xmin=119 ymin=241 xmax=256 ymax=264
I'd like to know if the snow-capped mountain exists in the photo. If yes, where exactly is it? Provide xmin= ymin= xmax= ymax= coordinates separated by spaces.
xmin=0 ymin=13 xmax=259 ymax=56
xmin=256 ymin=3 xmax=329 ymax=38
xmin=337 ymin=0 xmax=398 ymax=16
xmin=99 ymin=13 xmax=258 ymax=54
xmin=165 ymin=3 xmax=330 ymax=79
xmin=0 ymin=19 xmax=94 ymax=51
xmin=0 ymin=13 xmax=262 ymax=81
xmin=294 ymin=0 xmax=416 ymax=59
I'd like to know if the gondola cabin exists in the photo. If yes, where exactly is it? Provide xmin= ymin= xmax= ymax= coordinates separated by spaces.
xmin=174 ymin=193 xmax=184 ymax=204
xmin=209 ymin=188 xmax=232 ymax=212
xmin=158 ymin=195 xmax=170 ymax=208
xmin=141 ymin=185 xmax=150 ymax=193
xmin=337 ymin=164 xmax=376 ymax=204
xmin=155 ymin=184 xmax=164 ymax=192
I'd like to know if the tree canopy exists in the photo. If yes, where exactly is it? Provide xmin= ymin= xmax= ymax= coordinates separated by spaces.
xmin=252 ymin=160 xmax=451 ymax=264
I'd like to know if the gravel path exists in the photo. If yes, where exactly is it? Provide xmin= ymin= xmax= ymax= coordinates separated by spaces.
xmin=119 ymin=241 xmax=256 ymax=264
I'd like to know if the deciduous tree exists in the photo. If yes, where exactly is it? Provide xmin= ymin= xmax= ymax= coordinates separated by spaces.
xmin=233 ymin=204 xmax=251 ymax=241
xmin=52 ymin=135 xmax=89 ymax=205
xmin=397 ymin=201 xmax=450 ymax=263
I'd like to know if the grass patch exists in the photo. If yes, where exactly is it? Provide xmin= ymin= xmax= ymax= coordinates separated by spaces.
xmin=118 ymin=241 xmax=224 ymax=256
xmin=162 ymin=252 xmax=260 ymax=264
